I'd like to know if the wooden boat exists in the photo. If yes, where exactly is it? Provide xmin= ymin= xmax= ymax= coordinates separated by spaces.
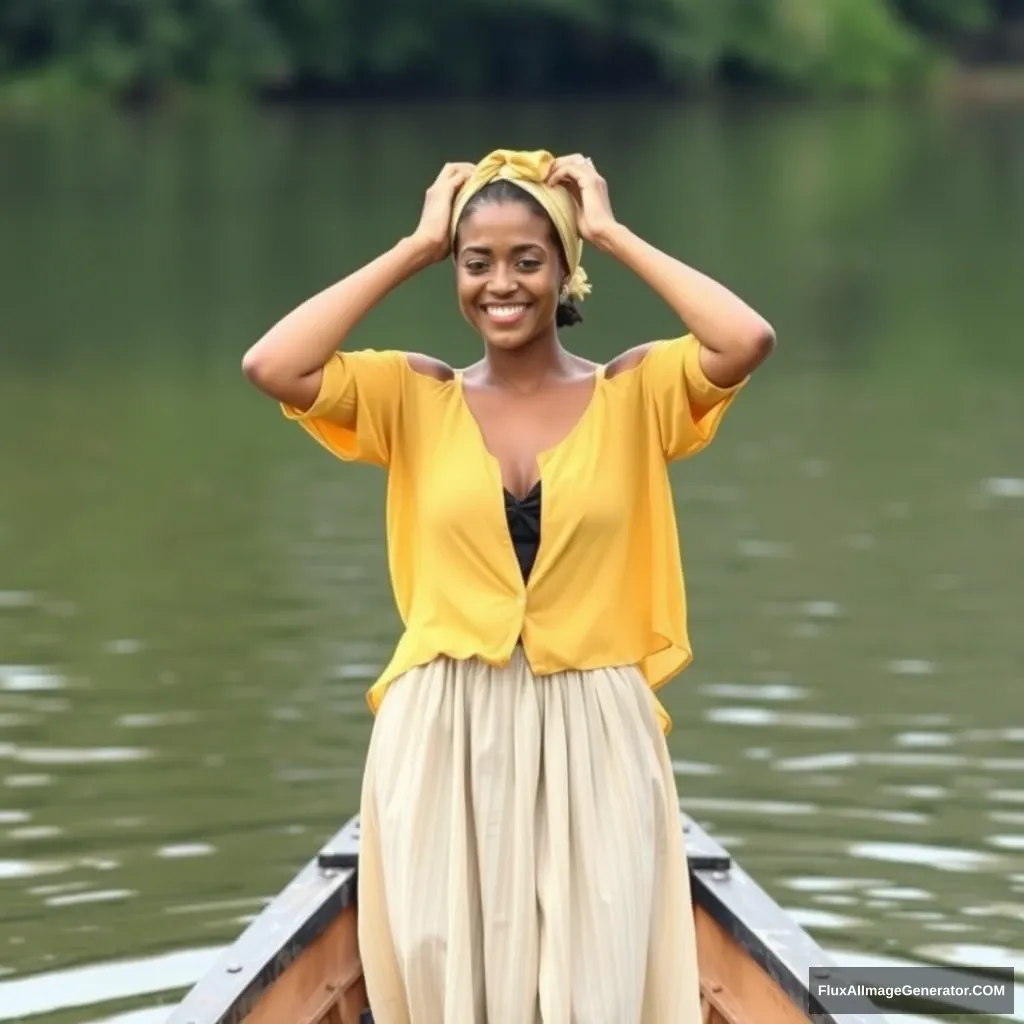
xmin=167 ymin=807 xmax=876 ymax=1024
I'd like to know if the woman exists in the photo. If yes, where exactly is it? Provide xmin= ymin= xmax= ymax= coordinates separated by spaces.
xmin=242 ymin=149 xmax=774 ymax=1024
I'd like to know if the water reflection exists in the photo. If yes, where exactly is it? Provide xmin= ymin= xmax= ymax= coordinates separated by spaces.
xmin=45 ymin=889 xmax=136 ymax=908
xmin=980 ymin=476 xmax=1024 ymax=499
xmin=0 ymin=947 xmax=221 ymax=1022
xmin=9 ymin=826 xmax=63 ymax=840
xmin=3 ymin=774 xmax=53 ymax=788
xmin=894 ymin=732 xmax=954 ymax=747
xmin=1 ymin=98 xmax=1022 ymax=1021
xmin=886 ymin=659 xmax=937 ymax=676
xmin=5 ymin=746 xmax=152 ymax=764
xmin=0 ymin=666 xmax=64 ymax=691
xmin=847 ymin=842 xmax=1002 ymax=873
xmin=156 ymin=843 xmax=216 ymax=859
xmin=787 ymin=908 xmax=864 ymax=930
xmin=86 ymin=1011 xmax=169 ymax=1024
xmin=705 ymin=707 xmax=858 ymax=729
xmin=699 ymin=681 xmax=807 ymax=701
xmin=988 ymin=835 xmax=1024 ymax=851
xmin=0 ymin=860 xmax=66 ymax=881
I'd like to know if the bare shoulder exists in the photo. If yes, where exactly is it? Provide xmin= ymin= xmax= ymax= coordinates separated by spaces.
xmin=405 ymin=352 xmax=456 ymax=382
xmin=604 ymin=342 xmax=658 ymax=380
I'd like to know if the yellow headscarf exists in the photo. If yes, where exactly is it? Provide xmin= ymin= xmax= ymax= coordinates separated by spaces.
xmin=449 ymin=149 xmax=591 ymax=302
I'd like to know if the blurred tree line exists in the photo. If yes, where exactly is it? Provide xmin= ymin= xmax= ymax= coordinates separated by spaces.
xmin=1 ymin=0 xmax=1022 ymax=102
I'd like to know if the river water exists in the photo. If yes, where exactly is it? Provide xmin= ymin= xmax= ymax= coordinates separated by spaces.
xmin=0 ymin=99 xmax=1022 ymax=1022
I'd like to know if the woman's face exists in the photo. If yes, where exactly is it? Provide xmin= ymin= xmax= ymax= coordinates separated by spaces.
xmin=454 ymin=200 xmax=565 ymax=350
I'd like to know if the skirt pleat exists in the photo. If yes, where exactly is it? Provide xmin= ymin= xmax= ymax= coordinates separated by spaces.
xmin=357 ymin=647 xmax=702 ymax=1024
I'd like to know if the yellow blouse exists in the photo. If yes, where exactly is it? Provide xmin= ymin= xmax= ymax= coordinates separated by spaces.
xmin=282 ymin=334 xmax=743 ymax=734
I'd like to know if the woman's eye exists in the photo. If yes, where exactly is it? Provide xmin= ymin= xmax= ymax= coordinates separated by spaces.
xmin=464 ymin=257 xmax=540 ymax=273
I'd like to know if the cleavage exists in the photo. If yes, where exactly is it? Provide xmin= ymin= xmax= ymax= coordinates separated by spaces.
xmin=462 ymin=378 xmax=596 ymax=500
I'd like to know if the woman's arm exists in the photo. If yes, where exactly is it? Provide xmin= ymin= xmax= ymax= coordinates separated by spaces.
xmin=547 ymin=155 xmax=775 ymax=389
xmin=596 ymin=225 xmax=774 ymax=388
xmin=242 ymin=238 xmax=433 ymax=411
xmin=241 ymin=162 xmax=474 ymax=412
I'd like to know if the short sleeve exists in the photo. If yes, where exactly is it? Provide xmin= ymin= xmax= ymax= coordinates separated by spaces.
xmin=640 ymin=334 xmax=746 ymax=461
xmin=280 ymin=349 xmax=406 ymax=467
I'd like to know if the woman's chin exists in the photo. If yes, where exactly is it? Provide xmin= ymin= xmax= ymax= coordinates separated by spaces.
xmin=483 ymin=330 xmax=532 ymax=350
xmin=476 ymin=315 xmax=549 ymax=350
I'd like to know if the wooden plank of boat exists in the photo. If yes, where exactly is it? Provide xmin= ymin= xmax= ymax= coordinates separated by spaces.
xmin=166 ymin=807 xmax=877 ymax=1024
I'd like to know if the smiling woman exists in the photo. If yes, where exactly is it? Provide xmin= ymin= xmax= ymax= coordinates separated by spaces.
xmin=240 ymin=148 xmax=775 ymax=1023
xmin=454 ymin=176 xmax=586 ymax=331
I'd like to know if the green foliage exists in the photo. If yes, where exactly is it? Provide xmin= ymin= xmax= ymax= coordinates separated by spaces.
xmin=722 ymin=0 xmax=926 ymax=90
xmin=0 ymin=0 xmax=1015 ymax=100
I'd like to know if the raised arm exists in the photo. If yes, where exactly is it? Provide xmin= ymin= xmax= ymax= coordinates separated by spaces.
xmin=548 ymin=155 xmax=775 ymax=389
xmin=241 ymin=163 xmax=474 ymax=412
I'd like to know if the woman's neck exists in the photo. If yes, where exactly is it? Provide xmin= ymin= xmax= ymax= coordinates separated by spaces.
xmin=481 ymin=331 xmax=576 ymax=393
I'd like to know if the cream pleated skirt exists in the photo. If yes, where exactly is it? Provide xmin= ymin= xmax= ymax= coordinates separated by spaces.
xmin=357 ymin=646 xmax=702 ymax=1024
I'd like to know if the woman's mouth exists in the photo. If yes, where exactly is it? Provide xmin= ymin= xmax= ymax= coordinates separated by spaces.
xmin=482 ymin=303 xmax=531 ymax=326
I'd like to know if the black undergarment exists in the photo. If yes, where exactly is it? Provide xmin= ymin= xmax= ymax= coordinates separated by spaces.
xmin=503 ymin=481 xmax=541 ymax=583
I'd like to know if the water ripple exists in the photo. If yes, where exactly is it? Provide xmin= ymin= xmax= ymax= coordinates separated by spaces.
xmin=706 ymin=706 xmax=857 ymax=729
xmin=849 ymin=842 xmax=1002 ymax=873
xmin=156 ymin=843 xmax=215 ymax=859
xmin=0 ymin=946 xmax=222 ymax=1022
xmin=0 ymin=666 xmax=64 ymax=692
xmin=2 ymin=746 xmax=151 ymax=765
xmin=699 ymin=682 xmax=807 ymax=701
xmin=0 ymin=859 xmax=67 ymax=880
xmin=46 ymin=888 xmax=136 ymax=907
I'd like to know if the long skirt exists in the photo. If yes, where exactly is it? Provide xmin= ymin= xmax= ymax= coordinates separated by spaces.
xmin=356 ymin=646 xmax=702 ymax=1024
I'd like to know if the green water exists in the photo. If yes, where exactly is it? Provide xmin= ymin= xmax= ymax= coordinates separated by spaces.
xmin=0 ymin=100 xmax=1022 ymax=1022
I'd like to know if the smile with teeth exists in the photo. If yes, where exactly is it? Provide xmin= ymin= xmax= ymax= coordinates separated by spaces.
xmin=483 ymin=303 xmax=531 ymax=324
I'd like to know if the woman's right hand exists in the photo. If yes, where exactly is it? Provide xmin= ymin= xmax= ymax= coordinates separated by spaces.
xmin=410 ymin=163 xmax=476 ymax=263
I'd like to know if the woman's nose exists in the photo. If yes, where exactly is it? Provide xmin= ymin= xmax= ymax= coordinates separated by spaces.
xmin=488 ymin=264 xmax=517 ymax=295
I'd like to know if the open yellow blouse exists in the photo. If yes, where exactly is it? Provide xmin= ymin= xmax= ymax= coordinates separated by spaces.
xmin=282 ymin=334 xmax=743 ymax=734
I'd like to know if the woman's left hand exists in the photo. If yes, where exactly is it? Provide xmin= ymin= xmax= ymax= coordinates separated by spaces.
xmin=547 ymin=154 xmax=620 ymax=249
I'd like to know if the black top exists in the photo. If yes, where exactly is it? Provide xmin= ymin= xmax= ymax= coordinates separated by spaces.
xmin=504 ymin=481 xmax=541 ymax=583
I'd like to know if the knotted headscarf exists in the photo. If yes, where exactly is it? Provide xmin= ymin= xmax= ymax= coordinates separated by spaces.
xmin=449 ymin=149 xmax=591 ymax=302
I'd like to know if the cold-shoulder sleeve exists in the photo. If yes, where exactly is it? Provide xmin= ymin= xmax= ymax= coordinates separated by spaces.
xmin=280 ymin=349 xmax=406 ymax=467
xmin=639 ymin=334 xmax=746 ymax=461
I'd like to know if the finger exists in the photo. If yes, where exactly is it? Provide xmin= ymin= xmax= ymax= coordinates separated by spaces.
xmin=552 ymin=153 xmax=592 ymax=174
xmin=428 ymin=165 xmax=471 ymax=195
xmin=549 ymin=173 xmax=584 ymax=207
xmin=432 ymin=162 xmax=470 ymax=185
xmin=547 ymin=156 xmax=573 ymax=179
xmin=442 ymin=162 xmax=475 ymax=181
xmin=446 ymin=164 xmax=475 ymax=192
xmin=548 ymin=159 xmax=580 ymax=183
xmin=549 ymin=156 xmax=597 ymax=184
xmin=449 ymin=167 xmax=474 ymax=193
xmin=548 ymin=167 xmax=585 ymax=193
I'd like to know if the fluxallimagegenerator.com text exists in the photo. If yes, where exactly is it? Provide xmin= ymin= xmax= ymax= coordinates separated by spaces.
xmin=815 ymin=982 xmax=1010 ymax=1001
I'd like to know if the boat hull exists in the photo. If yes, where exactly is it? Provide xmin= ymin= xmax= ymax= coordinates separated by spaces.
xmin=167 ymin=809 xmax=873 ymax=1024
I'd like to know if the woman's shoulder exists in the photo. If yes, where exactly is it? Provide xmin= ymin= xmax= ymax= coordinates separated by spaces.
xmin=405 ymin=352 xmax=456 ymax=383
xmin=604 ymin=342 xmax=661 ymax=380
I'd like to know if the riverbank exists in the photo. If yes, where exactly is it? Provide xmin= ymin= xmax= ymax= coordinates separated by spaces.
xmin=943 ymin=64 xmax=1024 ymax=101
xmin=2 ymin=60 xmax=1023 ymax=115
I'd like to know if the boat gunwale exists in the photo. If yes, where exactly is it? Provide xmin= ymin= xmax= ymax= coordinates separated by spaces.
xmin=683 ymin=820 xmax=876 ymax=1023
xmin=166 ymin=845 xmax=357 ymax=1024
xmin=167 ymin=809 xmax=875 ymax=1024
